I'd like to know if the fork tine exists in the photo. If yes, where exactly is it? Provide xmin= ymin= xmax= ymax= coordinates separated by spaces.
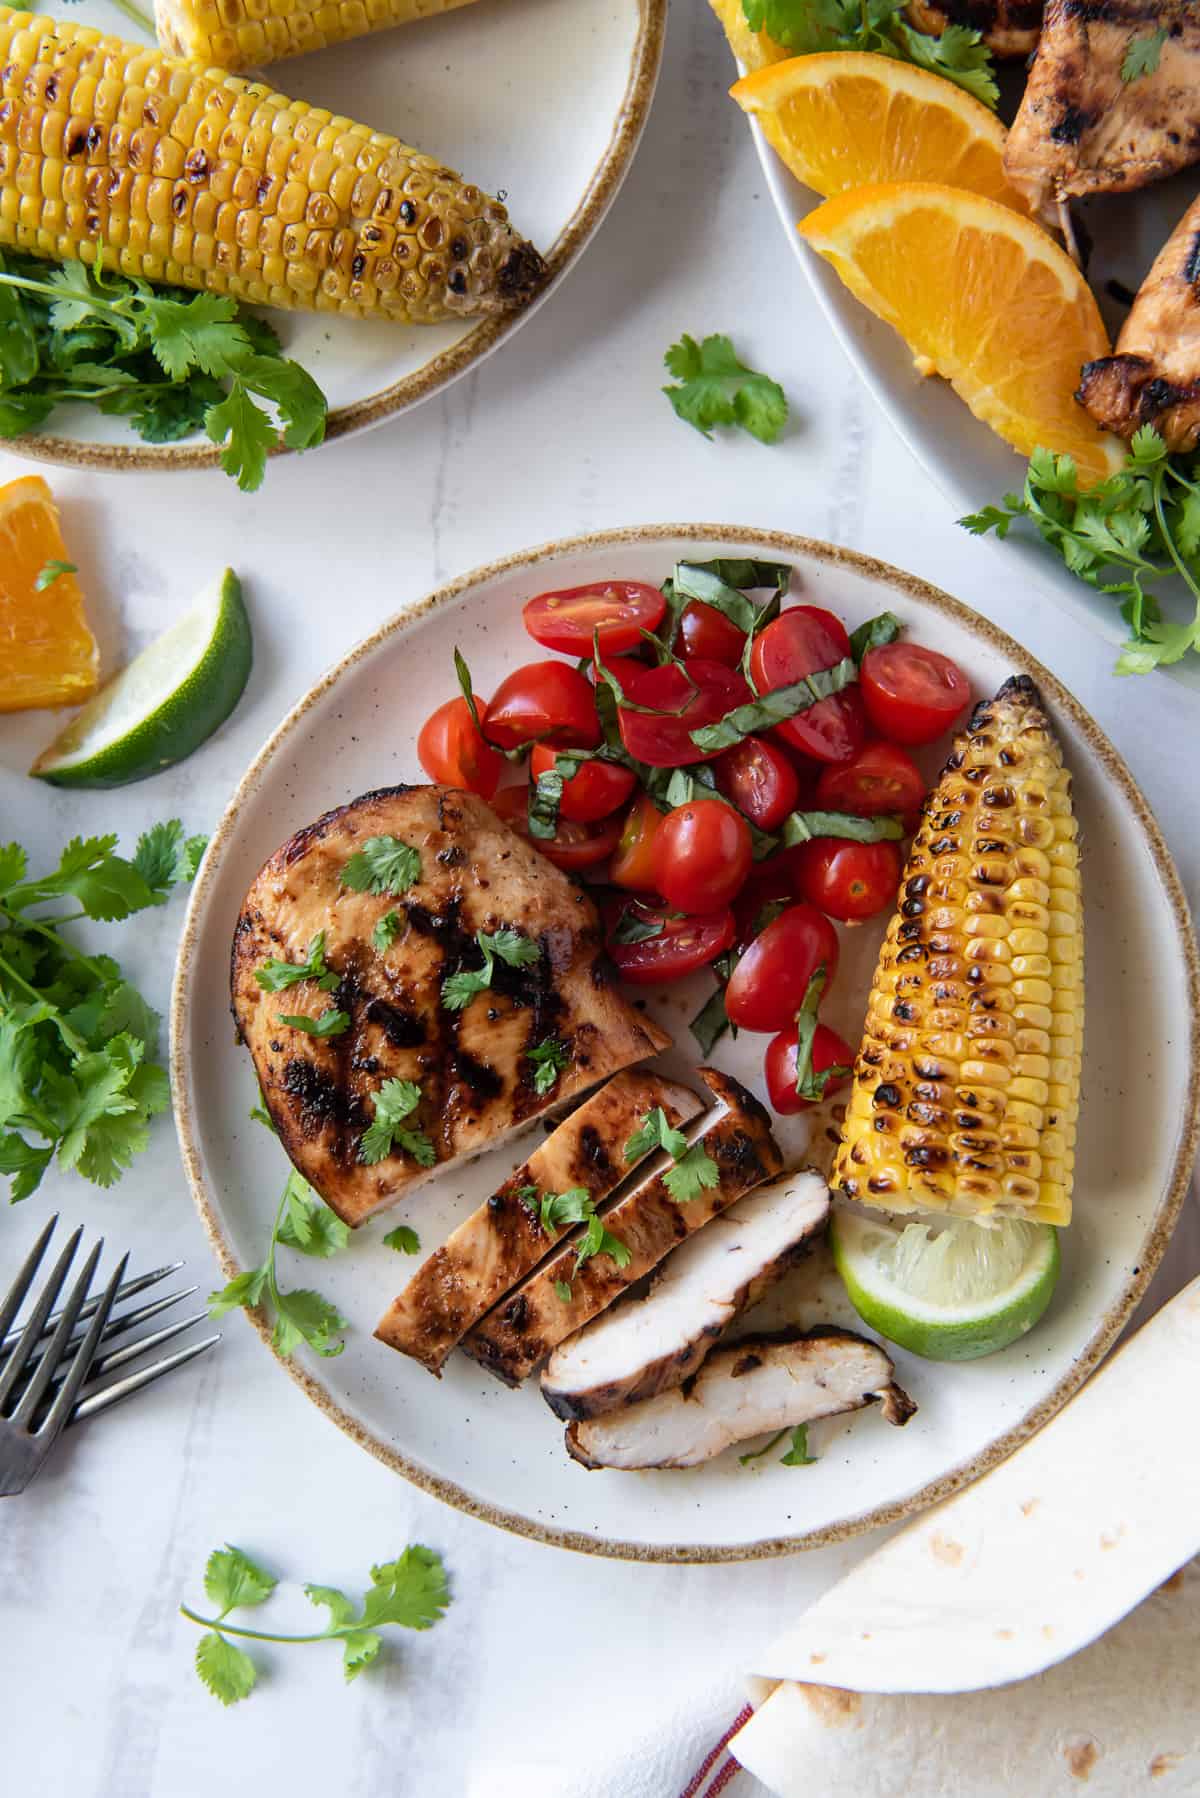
xmin=69 ymin=1308 xmax=211 ymax=1390
xmin=36 ymin=1252 xmax=128 ymax=1440
xmin=0 ymin=1259 xmax=184 ymax=1358
xmin=0 ymin=1214 xmax=58 ymax=1345
xmin=0 ymin=1226 xmax=83 ymax=1411
xmin=18 ymin=1283 xmax=199 ymax=1385
xmin=69 ymin=1332 xmax=220 ymax=1425
xmin=11 ymin=1239 xmax=104 ymax=1428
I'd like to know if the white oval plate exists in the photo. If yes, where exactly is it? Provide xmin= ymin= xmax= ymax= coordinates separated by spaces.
xmin=745 ymin=105 xmax=1200 ymax=689
xmin=171 ymin=525 xmax=1199 ymax=1561
xmin=14 ymin=0 xmax=664 ymax=471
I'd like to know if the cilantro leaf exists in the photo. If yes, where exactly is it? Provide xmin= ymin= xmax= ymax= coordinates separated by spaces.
xmin=554 ymin=1279 xmax=574 ymax=1303
xmin=663 ymin=1144 xmax=720 ymax=1205
xmin=359 ymin=1546 xmax=451 ymax=1632
xmin=207 ymin=1265 xmax=268 ymax=1318
xmin=780 ymin=1423 xmax=819 ymax=1465
xmin=487 ymin=929 xmax=540 ymax=969
xmin=538 ymin=1185 xmax=594 ymax=1236
xmin=382 ymin=1224 xmax=420 ymax=1254
xmin=273 ymin=1287 xmax=348 ymax=1359
xmin=573 ymin=1211 xmax=632 ymax=1274
xmin=195 ymin=1632 xmax=258 ymax=1706
xmin=526 ymin=1036 xmax=570 ymax=1096
xmin=206 ymin=378 xmax=277 ymax=493
xmin=207 ymin=1170 xmax=349 ymax=1354
xmin=304 ymin=1585 xmax=357 ymax=1629
xmin=276 ymin=1009 xmax=351 ymax=1037
xmin=663 ymin=332 xmax=788 ymax=444
xmin=276 ymin=1171 xmax=350 ymax=1258
xmin=1122 ymin=25 xmax=1167 ymax=80
xmin=205 ymin=1545 xmax=277 ymax=1615
xmin=359 ymin=1077 xmax=435 ymax=1168
xmin=342 ymin=1631 xmax=383 ymax=1680
xmin=133 ymin=819 xmax=206 ymax=897
xmin=340 ymin=836 xmax=421 ymax=897
xmin=255 ymin=931 xmax=340 ymax=993
xmin=442 ymin=929 xmax=539 ymax=1011
xmin=624 ymin=1106 xmax=689 ymax=1165
xmin=372 ymin=911 xmax=401 ymax=953
xmin=740 ymin=0 xmax=997 ymax=106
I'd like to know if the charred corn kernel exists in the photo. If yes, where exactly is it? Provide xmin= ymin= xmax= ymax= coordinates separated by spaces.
xmin=155 ymin=0 xmax=479 ymax=73
xmin=834 ymin=675 xmax=1083 ymax=1227
xmin=0 ymin=7 xmax=543 ymax=323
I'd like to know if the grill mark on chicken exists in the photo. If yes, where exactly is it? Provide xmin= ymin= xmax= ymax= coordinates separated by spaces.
xmin=364 ymin=996 xmax=425 ymax=1049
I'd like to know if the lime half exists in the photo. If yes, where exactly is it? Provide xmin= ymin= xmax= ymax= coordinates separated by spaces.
xmin=32 ymin=569 xmax=250 ymax=789
xmin=831 ymin=1205 xmax=1060 ymax=1362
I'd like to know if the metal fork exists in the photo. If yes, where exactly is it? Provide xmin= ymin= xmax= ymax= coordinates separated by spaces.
xmin=0 ymin=1216 xmax=220 ymax=1496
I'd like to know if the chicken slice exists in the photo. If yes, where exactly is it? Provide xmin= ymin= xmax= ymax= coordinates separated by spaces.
xmin=540 ymin=1170 xmax=831 ymax=1422
xmin=1077 ymin=191 xmax=1200 ymax=449
xmin=565 ymin=1329 xmax=916 ymax=1470
xmin=1005 ymin=0 xmax=1200 ymax=215
xmin=904 ymin=0 xmax=1043 ymax=58
xmin=231 ymin=785 xmax=669 ymax=1227
xmin=374 ymin=1071 xmax=704 ymax=1373
xmin=462 ymin=1068 xmax=784 ymax=1386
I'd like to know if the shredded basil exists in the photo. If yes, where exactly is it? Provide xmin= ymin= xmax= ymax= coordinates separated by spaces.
xmin=792 ymin=964 xmax=853 ymax=1102
xmin=672 ymin=560 xmax=788 ymax=637
xmin=781 ymin=811 xmax=905 ymax=845
xmin=611 ymin=907 xmax=667 ymax=946
xmin=848 ymin=612 xmax=902 ymax=663
xmin=454 ymin=647 xmax=484 ymax=733
xmin=689 ymin=656 xmax=857 ymax=754
xmin=528 ymin=768 xmax=564 ymax=840
xmin=660 ymin=763 xmax=779 ymax=859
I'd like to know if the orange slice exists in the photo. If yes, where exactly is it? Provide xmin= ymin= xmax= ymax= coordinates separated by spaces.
xmin=707 ymin=0 xmax=789 ymax=73
xmin=798 ymin=183 xmax=1125 ymax=488
xmin=0 ymin=475 xmax=97 ymax=713
xmin=733 ymin=53 xmax=1032 ymax=215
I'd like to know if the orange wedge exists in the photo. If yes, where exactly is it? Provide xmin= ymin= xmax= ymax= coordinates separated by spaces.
xmin=707 ymin=0 xmax=789 ymax=73
xmin=733 ymin=54 xmax=1032 ymax=215
xmin=0 ymin=475 xmax=98 ymax=713
xmin=798 ymin=183 xmax=1125 ymax=488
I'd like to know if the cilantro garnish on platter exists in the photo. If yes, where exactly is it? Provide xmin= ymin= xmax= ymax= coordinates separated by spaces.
xmin=741 ymin=0 xmax=998 ymax=108
xmin=663 ymin=332 xmax=789 ymax=444
xmin=207 ymin=1168 xmax=350 ymax=1358
xmin=442 ymin=929 xmax=540 ymax=1012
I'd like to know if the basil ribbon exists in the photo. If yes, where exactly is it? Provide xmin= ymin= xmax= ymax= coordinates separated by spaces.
xmin=781 ymin=811 xmax=904 ymax=846
xmin=688 ymin=655 xmax=857 ymax=753
xmin=792 ymin=965 xmax=853 ymax=1102
xmin=848 ymin=611 xmax=902 ymax=664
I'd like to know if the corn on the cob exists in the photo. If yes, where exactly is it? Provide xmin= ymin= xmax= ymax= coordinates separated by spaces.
xmin=833 ymin=675 xmax=1082 ymax=1228
xmin=155 ymin=0 xmax=479 ymax=78
xmin=0 ymin=8 xmax=543 ymax=322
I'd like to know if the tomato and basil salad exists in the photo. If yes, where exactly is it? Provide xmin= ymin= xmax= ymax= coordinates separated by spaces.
xmin=417 ymin=560 xmax=971 ymax=1116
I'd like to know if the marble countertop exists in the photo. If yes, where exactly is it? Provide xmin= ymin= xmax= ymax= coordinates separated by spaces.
xmin=4 ymin=7 xmax=1198 ymax=1795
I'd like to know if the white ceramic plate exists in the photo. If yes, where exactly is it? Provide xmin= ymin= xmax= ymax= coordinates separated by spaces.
xmin=171 ymin=525 xmax=1199 ymax=1561
xmin=14 ymin=0 xmax=664 ymax=471
xmin=745 ymin=97 xmax=1200 ymax=689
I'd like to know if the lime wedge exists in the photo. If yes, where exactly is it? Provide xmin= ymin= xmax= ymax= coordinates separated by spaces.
xmin=31 ymin=570 xmax=251 ymax=789
xmin=830 ymin=1205 xmax=1060 ymax=1362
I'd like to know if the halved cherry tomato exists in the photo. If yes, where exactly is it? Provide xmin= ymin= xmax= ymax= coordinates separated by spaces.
xmin=485 ymin=661 xmax=601 ymax=750
xmin=749 ymin=608 xmax=866 ymax=765
xmin=860 ymin=643 xmax=970 ymax=746
xmin=605 ymin=898 xmax=735 ymax=986
xmin=678 ymin=599 xmax=746 ymax=667
xmin=765 ymin=1022 xmax=856 ymax=1114
xmin=733 ymin=863 xmax=799 ymax=950
xmin=651 ymin=799 xmax=752 ymax=914
xmin=815 ymin=741 xmax=925 ymax=818
xmin=616 ymin=659 xmax=751 ymax=768
xmin=610 ymin=791 xmax=664 ymax=891
xmin=523 ymin=582 xmax=666 ymax=657
xmin=725 ymin=904 xmax=840 ymax=1034
xmin=791 ymin=838 xmax=902 ymax=922
xmin=492 ymin=783 xmax=621 ymax=871
xmin=417 ymin=696 xmax=504 ymax=799
xmin=713 ymin=734 xmax=800 ymax=831
xmin=529 ymin=742 xmax=636 ymax=823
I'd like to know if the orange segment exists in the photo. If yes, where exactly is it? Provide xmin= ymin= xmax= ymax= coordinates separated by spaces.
xmin=798 ymin=182 xmax=1125 ymax=488
xmin=733 ymin=53 xmax=1032 ymax=216
xmin=707 ymin=0 xmax=790 ymax=72
xmin=0 ymin=475 xmax=97 ymax=713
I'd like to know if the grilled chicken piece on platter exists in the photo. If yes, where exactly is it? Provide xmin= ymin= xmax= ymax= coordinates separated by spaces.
xmin=231 ymin=785 xmax=669 ymax=1228
xmin=905 ymin=0 xmax=1043 ymax=57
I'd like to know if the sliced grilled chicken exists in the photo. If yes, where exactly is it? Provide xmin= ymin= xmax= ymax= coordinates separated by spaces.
xmin=541 ymin=1170 xmax=831 ymax=1422
xmin=1078 ymin=191 xmax=1200 ymax=449
xmin=1005 ymin=0 xmax=1200 ymax=215
xmin=462 ymin=1068 xmax=784 ymax=1386
xmin=904 ymin=0 xmax=1043 ymax=58
xmin=231 ymin=785 xmax=670 ymax=1227
xmin=565 ymin=1329 xmax=916 ymax=1471
xmin=374 ymin=1071 xmax=704 ymax=1373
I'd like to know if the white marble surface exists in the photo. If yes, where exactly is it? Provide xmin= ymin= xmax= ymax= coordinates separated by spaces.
xmin=2 ymin=7 xmax=1198 ymax=1795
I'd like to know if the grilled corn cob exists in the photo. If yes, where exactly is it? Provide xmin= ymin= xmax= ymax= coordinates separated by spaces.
xmin=833 ymin=675 xmax=1082 ymax=1227
xmin=0 ymin=8 xmax=542 ymax=322
xmin=155 ymin=0 xmax=479 ymax=78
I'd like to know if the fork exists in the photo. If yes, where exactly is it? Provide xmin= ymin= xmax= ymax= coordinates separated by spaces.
xmin=0 ymin=1215 xmax=220 ymax=1497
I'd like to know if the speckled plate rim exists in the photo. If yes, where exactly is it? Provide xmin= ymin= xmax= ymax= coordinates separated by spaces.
xmin=170 ymin=522 xmax=1200 ymax=1563
xmin=9 ymin=0 xmax=667 ymax=474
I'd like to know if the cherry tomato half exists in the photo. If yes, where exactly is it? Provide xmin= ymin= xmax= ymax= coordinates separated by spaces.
xmin=417 ymin=696 xmax=504 ymax=799
xmin=523 ymin=582 xmax=666 ymax=658
xmin=492 ymin=783 xmax=622 ymax=871
xmin=678 ymin=599 xmax=746 ymax=667
xmin=651 ymin=799 xmax=753 ymax=914
xmin=791 ymin=838 xmax=902 ymax=922
xmin=605 ymin=898 xmax=735 ymax=986
xmin=749 ymin=607 xmax=866 ymax=765
xmin=860 ymin=643 xmax=971 ymax=746
xmin=714 ymin=734 xmax=800 ymax=831
xmin=529 ymin=742 xmax=636 ymax=823
xmin=765 ymin=1022 xmax=856 ymax=1114
xmin=616 ymin=659 xmax=751 ymax=768
xmin=725 ymin=904 xmax=840 ymax=1034
xmin=485 ymin=661 xmax=601 ymax=751
xmin=610 ymin=791 xmax=664 ymax=891
xmin=815 ymin=740 xmax=926 ymax=818
xmin=733 ymin=862 xmax=799 ymax=950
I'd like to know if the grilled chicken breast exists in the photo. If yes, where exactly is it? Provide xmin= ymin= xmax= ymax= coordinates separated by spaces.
xmin=1078 ymin=191 xmax=1200 ymax=449
xmin=231 ymin=785 xmax=670 ymax=1227
xmin=905 ymin=0 xmax=1043 ymax=57
xmin=374 ymin=1071 xmax=704 ymax=1373
xmin=462 ymin=1069 xmax=784 ymax=1387
xmin=541 ymin=1170 xmax=831 ymax=1422
xmin=1005 ymin=0 xmax=1200 ymax=214
xmin=565 ymin=1328 xmax=916 ymax=1470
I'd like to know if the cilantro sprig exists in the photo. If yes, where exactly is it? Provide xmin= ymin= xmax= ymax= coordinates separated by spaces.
xmin=254 ymin=931 xmax=340 ymax=994
xmin=526 ymin=1036 xmax=570 ymax=1096
xmin=625 ymin=1108 xmax=719 ymax=1204
xmin=442 ymin=929 xmax=540 ymax=1012
xmin=0 ymin=821 xmax=202 ymax=1200
xmin=208 ymin=1169 xmax=350 ymax=1358
xmin=739 ymin=1423 xmax=819 ymax=1467
xmin=520 ymin=1183 xmax=632 ymax=1290
xmin=182 ymin=1542 xmax=450 ymax=1704
xmin=0 ymin=251 xmax=326 ymax=491
xmin=340 ymin=837 xmax=421 ymax=897
xmin=359 ymin=1078 xmax=435 ymax=1168
xmin=1121 ymin=25 xmax=1166 ymax=81
xmin=742 ymin=0 xmax=998 ymax=107
xmin=664 ymin=333 xmax=788 ymax=444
